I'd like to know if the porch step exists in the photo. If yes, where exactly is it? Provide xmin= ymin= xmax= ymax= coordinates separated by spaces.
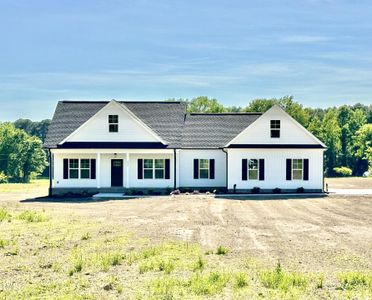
xmin=93 ymin=193 xmax=126 ymax=199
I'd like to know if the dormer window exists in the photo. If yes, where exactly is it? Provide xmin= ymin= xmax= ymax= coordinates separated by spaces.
xmin=270 ymin=120 xmax=280 ymax=138
xmin=108 ymin=115 xmax=118 ymax=132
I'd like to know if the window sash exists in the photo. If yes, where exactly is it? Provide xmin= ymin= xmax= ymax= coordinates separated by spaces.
xmin=270 ymin=120 xmax=280 ymax=129
xmin=199 ymin=159 xmax=209 ymax=179
xmin=248 ymin=159 xmax=259 ymax=180
xmin=108 ymin=115 xmax=119 ymax=132
xmin=292 ymin=159 xmax=303 ymax=180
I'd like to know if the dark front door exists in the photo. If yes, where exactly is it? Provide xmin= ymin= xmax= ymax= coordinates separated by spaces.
xmin=111 ymin=159 xmax=123 ymax=187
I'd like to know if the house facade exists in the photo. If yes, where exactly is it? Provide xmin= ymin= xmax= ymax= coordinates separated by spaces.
xmin=44 ymin=100 xmax=326 ymax=195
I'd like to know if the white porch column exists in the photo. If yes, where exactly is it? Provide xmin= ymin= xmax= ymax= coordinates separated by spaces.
xmin=175 ymin=149 xmax=180 ymax=188
xmin=97 ymin=152 xmax=101 ymax=188
xmin=126 ymin=153 xmax=130 ymax=188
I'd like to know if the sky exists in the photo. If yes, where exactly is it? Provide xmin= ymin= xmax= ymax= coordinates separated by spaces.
xmin=1 ymin=0 xmax=372 ymax=120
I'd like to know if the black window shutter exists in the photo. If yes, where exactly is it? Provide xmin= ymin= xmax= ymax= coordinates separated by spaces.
xmin=286 ymin=159 xmax=292 ymax=180
xmin=165 ymin=159 xmax=170 ymax=179
xmin=259 ymin=159 xmax=265 ymax=181
xmin=138 ymin=159 xmax=143 ymax=179
xmin=91 ymin=159 xmax=96 ymax=179
xmin=242 ymin=159 xmax=248 ymax=181
xmin=193 ymin=159 xmax=199 ymax=179
xmin=303 ymin=159 xmax=309 ymax=180
xmin=63 ymin=159 xmax=68 ymax=179
xmin=209 ymin=159 xmax=215 ymax=179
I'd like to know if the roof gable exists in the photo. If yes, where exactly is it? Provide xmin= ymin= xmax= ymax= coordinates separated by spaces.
xmin=61 ymin=101 xmax=165 ymax=144
xmin=226 ymin=105 xmax=326 ymax=147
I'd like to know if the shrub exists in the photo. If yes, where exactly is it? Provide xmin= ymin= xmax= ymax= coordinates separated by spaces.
xmin=297 ymin=187 xmax=305 ymax=193
xmin=252 ymin=187 xmax=260 ymax=194
xmin=18 ymin=210 xmax=48 ymax=223
xmin=333 ymin=166 xmax=352 ymax=177
xmin=216 ymin=245 xmax=229 ymax=255
xmin=234 ymin=272 xmax=248 ymax=289
xmin=0 ymin=171 xmax=8 ymax=183
xmin=0 ymin=208 xmax=11 ymax=222
xmin=273 ymin=188 xmax=281 ymax=194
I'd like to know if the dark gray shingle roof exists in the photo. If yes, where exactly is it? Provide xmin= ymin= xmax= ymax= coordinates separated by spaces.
xmin=44 ymin=101 xmax=261 ymax=149
xmin=181 ymin=113 xmax=261 ymax=148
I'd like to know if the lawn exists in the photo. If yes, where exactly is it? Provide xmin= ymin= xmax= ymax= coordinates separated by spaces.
xmin=0 ymin=180 xmax=371 ymax=299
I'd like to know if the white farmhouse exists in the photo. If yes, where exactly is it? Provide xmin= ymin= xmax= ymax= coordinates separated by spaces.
xmin=44 ymin=100 xmax=326 ymax=195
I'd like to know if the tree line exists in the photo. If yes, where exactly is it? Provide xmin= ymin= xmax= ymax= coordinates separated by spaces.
xmin=0 ymin=96 xmax=371 ymax=183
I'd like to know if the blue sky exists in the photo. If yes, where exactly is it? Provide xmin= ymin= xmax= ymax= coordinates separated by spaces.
xmin=1 ymin=0 xmax=372 ymax=120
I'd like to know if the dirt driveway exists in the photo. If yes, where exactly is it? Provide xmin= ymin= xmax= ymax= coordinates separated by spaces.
xmin=1 ymin=191 xmax=371 ymax=274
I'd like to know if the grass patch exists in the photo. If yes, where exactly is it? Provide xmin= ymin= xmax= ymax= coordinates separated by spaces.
xmin=18 ymin=210 xmax=48 ymax=223
xmin=0 ymin=238 xmax=8 ymax=248
xmin=68 ymin=249 xmax=84 ymax=276
xmin=338 ymin=272 xmax=372 ymax=290
xmin=216 ymin=245 xmax=229 ymax=255
xmin=98 ymin=251 xmax=123 ymax=271
xmin=80 ymin=232 xmax=91 ymax=241
xmin=260 ymin=262 xmax=309 ymax=291
xmin=188 ymin=271 xmax=230 ymax=295
xmin=0 ymin=207 xmax=11 ymax=222
xmin=234 ymin=272 xmax=249 ymax=289
xmin=192 ymin=255 xmax=207 ymax=271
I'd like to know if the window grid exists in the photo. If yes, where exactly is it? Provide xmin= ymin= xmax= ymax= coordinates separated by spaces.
xmin=143 ymin=159 xmax=165 ymax=179
xmin=292 ymin=159 xmax=303 ymax=180
xmin=68 ymin=159 xmax=92 ymax=179
xmin=248 ymin=159 xmax=259 ymax=180
xmin=108 ymin=114 xmax=119 ymax=132
xmin=199 ymin=159 xmax=209 ymax=179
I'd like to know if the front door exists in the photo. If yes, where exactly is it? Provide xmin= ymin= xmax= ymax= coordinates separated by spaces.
xmin=111 ymin=159 xmax=123 ymax=187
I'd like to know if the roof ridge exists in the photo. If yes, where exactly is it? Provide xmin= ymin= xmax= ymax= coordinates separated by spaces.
xmin=188 ymin=112 xmax=262 ymax=115
xmin=60 ymin=100 xmax=184 ymax=104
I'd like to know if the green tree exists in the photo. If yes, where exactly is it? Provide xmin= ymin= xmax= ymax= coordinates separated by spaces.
xmin=187 ymin=96 xmax=226 ymax=113
xmin=322 ymin=109 xmax=342 ymax=176
xmin=0 ymin=123 xmax=47 ymax=183
xmin=353 ymin=124 xmax=372 ymax=174
xmin=14 ymin=118 xmax=51 ymax=142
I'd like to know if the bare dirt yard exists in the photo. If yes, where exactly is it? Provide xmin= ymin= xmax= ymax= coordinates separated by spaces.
xmin=0 ymin=179 xmax=371 ymax=299
xmin=325 ymin=176 xmax=372 ymax=189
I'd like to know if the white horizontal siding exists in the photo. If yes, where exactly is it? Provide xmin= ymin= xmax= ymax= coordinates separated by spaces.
xmin=227 ymin=148 xmax=324 ymax=190
xmin=178 ymin=149 xmax=226 ymax=187
xmin=67 ymin=102 xmax=160 ymax=142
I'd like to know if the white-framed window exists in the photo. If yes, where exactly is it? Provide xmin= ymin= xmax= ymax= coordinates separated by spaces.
xmin=292 ymin=159 xmax=303 ymax=180
xmin=199 ymin=159 xmax=209 ymax=179
xmin=143 ymin=159 xmax=165 ymax=179
xmin=270 ymin=120 xmax=280 ymax=138
xmin=248 ymin=159 xmax=259 ymax=180
xmin=80 ymin=159 xmax=90 ymax=179
xmin=69 ymin=159 xmax=79 ymax=179
xmin=68 ymin=159 xmax=92 ymax=179
xmin=108 ymin=115 xmax=119 ymax=132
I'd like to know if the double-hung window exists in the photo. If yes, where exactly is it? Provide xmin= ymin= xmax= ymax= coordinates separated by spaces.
xmin=69 ymin=159 xmax=79 ymax=179
xmin=143 ymin=159 xmax=165 ymax=179
xmin=108 ymin=115 xmax=119 ymax=132
xmin=270 ymin=120 xmax=280 ymax=138
xmin=248 ymin=159 xmax=259 ymax=180
xmin=199 ymin=159 xmax=209 ymax=179
xmin=292 ymin=159 xmax=303 ymax=180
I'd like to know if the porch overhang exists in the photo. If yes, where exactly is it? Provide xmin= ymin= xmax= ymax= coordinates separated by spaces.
xmin=56 ymin=142 xmax=167 ymax=149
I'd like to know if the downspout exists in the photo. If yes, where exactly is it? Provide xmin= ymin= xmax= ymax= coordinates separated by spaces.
xmin=222 ymin=148 xmax=228 ymax=192
xmin=173 ymin=149 xmax=177 ymax=190
xmin=48 ymin=149 xmax=52 ymax=197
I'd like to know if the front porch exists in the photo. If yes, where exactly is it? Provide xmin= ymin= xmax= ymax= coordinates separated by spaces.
xmin=50 ymin=148 xmax=177 ymax=195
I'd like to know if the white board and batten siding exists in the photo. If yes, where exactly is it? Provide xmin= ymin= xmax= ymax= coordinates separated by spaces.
xmin=227 ymin=149 xmax=323 ymax=190
xmin=178 ymin=149 xmax=226 ymax=187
